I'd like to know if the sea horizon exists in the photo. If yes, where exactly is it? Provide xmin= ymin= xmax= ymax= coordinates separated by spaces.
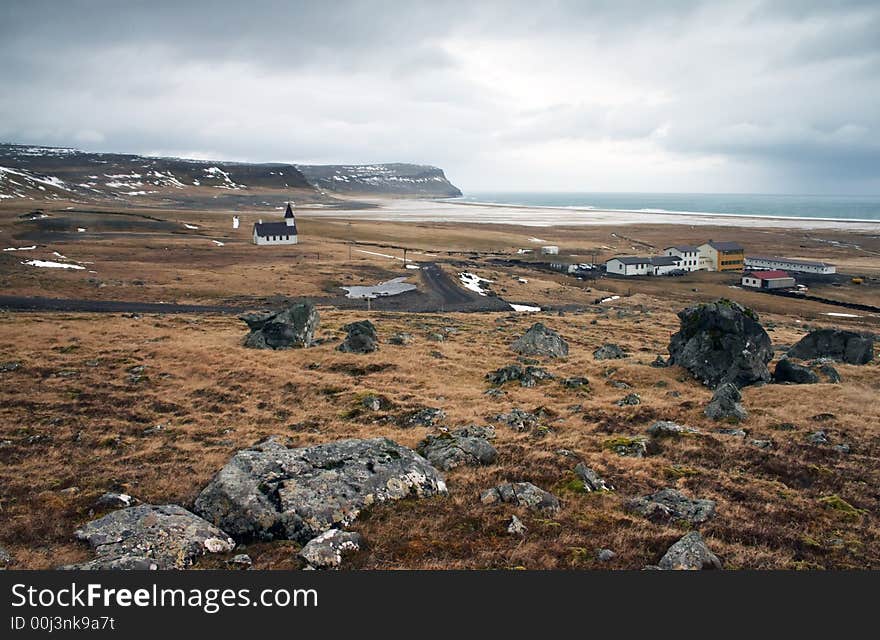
xmin=454 ymin=192 xmax=880 ymax=222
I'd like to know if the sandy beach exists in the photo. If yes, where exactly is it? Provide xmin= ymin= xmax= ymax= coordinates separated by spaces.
xmin=299 ymin=197 xmax=880 ymax=231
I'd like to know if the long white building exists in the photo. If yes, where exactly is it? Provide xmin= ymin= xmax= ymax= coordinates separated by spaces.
xmin=745 ymin=255 xmax=836 ymax=274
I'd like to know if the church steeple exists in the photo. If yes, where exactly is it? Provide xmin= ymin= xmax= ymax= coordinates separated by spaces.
xmin=284 ymin=201 xmax=296 ymax=226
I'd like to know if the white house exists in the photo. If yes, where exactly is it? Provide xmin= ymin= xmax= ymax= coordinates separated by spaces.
xmin=664 ymin=245 xmax=701 ymax=271
xmin=607 ymin=255 xmax=685 ymax=276
xmin=741 ymin=270 xmax=796 ymax=289
xmin=651 ymin=255 xmax=684 ymax=275
xmin=541 ymin=245 xmax=559 ymax=255
xmin=745 ymin=255 xmax=836 ymax=275
xmin=606 ymin=256 xmax=652 ymax=276
xmin=253 ymin=202 xmax=298 ymax=246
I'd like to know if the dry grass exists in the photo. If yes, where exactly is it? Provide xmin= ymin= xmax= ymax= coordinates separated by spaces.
xmin=0 ymin=303 xmax=877 ymax=570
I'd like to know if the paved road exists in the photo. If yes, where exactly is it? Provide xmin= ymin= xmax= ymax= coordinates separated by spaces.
xmin=0 ymin=296 xmax=242 ymax=314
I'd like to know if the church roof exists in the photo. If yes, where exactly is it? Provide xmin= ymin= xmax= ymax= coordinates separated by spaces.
xmin=284 ymin=202 xmax=295 ymax=218
xmin=254 ymin=221 xmax=297 ymax=237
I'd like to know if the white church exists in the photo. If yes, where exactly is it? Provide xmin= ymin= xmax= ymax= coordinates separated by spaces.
xmin=252 ymin=202 xmax=299 ymax=245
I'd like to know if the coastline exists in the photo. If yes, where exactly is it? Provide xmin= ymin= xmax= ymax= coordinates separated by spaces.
xmin=299 ymin=197 xmax=880 ymax=231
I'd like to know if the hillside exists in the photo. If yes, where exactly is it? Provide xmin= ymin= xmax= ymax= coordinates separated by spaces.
xmin=0 ymin=144 xmax=463 ymax=209
xmin=297 ymin=163 xmax=462 ymax=197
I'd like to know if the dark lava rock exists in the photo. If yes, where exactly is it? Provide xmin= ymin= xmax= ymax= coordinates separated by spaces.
xmin=627 ymin=488 xmax=716 ymax=525
xmin=704 ymin=383 xmax=748 ymax=422
xmin=480 ymin=482 xmax=561 ymax=513
xmin=616 ymin=393 xmax=641 ymax=406
xmin=0 ymin=544 xmax=12 ymax=567
xmin=417 ymin=427 xmax=498 ymax=471
xmin=657 ymin=532 xmax=722 ymax=570
xmin=194 ymin=437 xmax=447 ymax=543
xmin=593 ymin=343 xmax=628 ymax=360
xmin=67 ymin=504 xmax=235 ymax=570
xmin=337 ymin=320 xmax=379 ymax=354
xmin=388 ymin=332 xmax=413 ymax=346
xmin=561 ymin=376 xmax=590 ymax=389
xmin=574 ymin=462 xmax=614 ymax=492
xmin=814 ymin=360 xmax=842 ymax=383
xmin=241 ymin=303 xmax=319 ymax=350
xmin=788 ymin=329 xmax=874 ymax=364
xmin=93 ymin=492 xmax=137 ymax=510
xmin=605 ymin=436 xmax=648 ymax=458
xmin=774 ymin=358 xmax=819 ymax=384
xmin=807 ymin=430 xmax=830 ymax=445
xmin=490 ymin=408 xmax=539 ymax=432
xmin=401 ymin=407 xmax=446 ymax=428
xmin=668 ymin=299 xmax=772 ymax=388
xmin=486 ymin=364 xmax=554 ymax=388
xmin=299 ymin=529 xmax=363 ymax=569
xmin=716 ymin=428 xmax=746 ymax=437
xmin=647 ymin=421 xmax=701 ymax=438
xmin=650 ymin=355 xmax=668 ymax=368
xmin=510 ymin=323 xmax=569 ymax=358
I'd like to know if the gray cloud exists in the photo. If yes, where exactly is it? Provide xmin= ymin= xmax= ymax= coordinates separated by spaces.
xmin=1 ymin=0 xmax=878 ymax=193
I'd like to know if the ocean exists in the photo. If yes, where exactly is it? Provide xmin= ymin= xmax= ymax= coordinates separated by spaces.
xmin=457 ymin=192 xmax=880 ymax=222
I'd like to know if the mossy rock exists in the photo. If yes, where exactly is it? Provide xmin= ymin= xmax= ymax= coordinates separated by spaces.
xmin=818 ymin=495 xmax=866 ymax=518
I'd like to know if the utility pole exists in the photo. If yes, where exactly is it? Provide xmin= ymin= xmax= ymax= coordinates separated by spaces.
xmin=366 ymin=296 xmax=371 ymax=311
xmin=403 ymin=247 xmax=407 ymax=265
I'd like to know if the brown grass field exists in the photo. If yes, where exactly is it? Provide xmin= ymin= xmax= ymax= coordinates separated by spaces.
xmin=1 ymin=199 xmax=878 ymax=569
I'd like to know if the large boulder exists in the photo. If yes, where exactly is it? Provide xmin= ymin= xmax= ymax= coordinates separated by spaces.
xmin=417 ymin=426 xmax=497 ymax=471
xmin=194 ymin=437 xmax=447 ymax=543
xmin=480 ymin=482 xmax=560 ymax=513
xmin=67 ymin=504 xmax=235 ymax=570
xmin=627 ymin=488 xmax=716 ymax=525
xmin=241 ymin=303 xmax=319 ymax=350
xmin=787 ymin=329 xmax=874 ymax=364
xmin=773 ymin=358 xmax=819 ymax=384
xmin=668 ymin=300 xmax=772 ymax=388
xmin=510 ymin=323 xmax=569 ymax=358
xmin=657 ymin=532 xmax=722 ymax=570
xmin=337 ymin=320 xmax=379 ymax=353
xmin=704 ymin=383 xmax=747 ymax=421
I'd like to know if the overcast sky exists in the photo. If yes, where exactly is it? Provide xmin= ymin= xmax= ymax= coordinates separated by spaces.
xmin=1 ymin=0 xmax=878 ymax=194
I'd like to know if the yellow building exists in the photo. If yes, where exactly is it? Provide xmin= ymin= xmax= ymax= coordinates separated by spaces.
xmin=698 ymin=241 xmax=744 ymax=272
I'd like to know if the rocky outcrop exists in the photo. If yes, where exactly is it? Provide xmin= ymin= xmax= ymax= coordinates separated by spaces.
xmin=194 ymin=437 xmax=447 ymax=543
xmin=704 ymin=383 xmax=747 ymax=421
xmin=647 ymin=421 xmax=701 ymax=438
xmin=668 ymin=300 xmax=772 ymax=388
xmin=593 ymin=343 xmax=628 ymax=360
xmin=67 ymin=504 xmax=235 ymax=570
xmin=299 ymin=529 xmax=363 ymax=569
xmin=604 ymin=436 xmax=648 ymax=458
xmin=657 ymin=532 xmax=722 ymax=570
xmin=417 ymin=427 xmax=497 ymax=471
xmin=574 ymin=463 xmax=613 ymax=492
xmin=480 ymin=482 xmax=560 ymax=513
xmin=773 ymin=358 xmax=819 ymax=384
xmin=787 ymin=329 xmax=873 ymax=364
xmin=486 ymin=364 xmax=554 ymax=388
xmin=627 ymin=488 xmax=716 ymax=525
xmin=241 ymin=303 xmax=319 ymax=350
xmin=490 ymin=408 xmax=540 ymax=432
xmin=507 ymin=515 xmax=527 ymax=535
xmin=510 ymin=323 xmax=569 ymax=358
xmin=337 ymin=320 xmax=379 ymax=354
xmin=400 ymin=407 xmax=446 ymax=428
